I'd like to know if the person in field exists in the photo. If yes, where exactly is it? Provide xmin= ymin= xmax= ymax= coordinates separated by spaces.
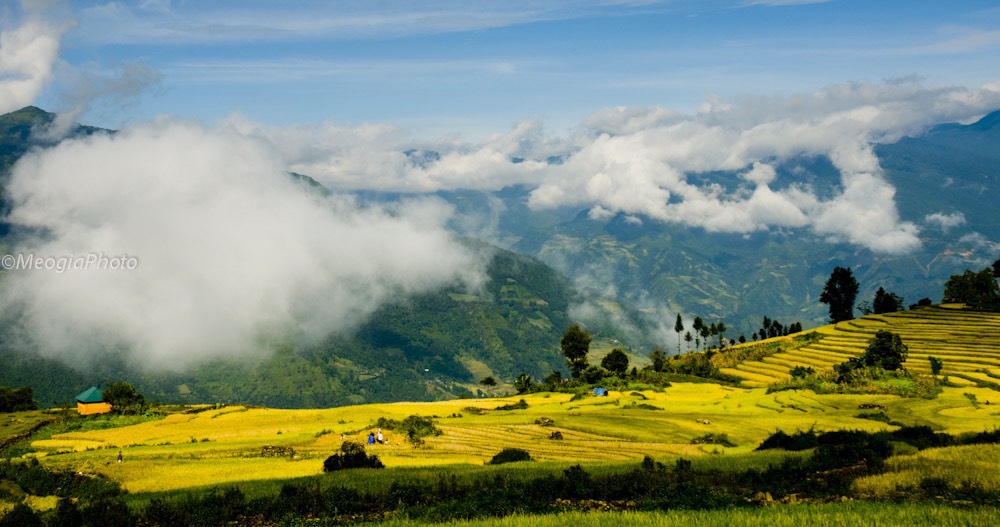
xmin=376 ymin=428 xmax=384 ymax=444
xmin=367 ymin=431 xmax=375 ymax=444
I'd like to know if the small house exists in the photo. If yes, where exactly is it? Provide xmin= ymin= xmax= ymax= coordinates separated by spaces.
xmin=592 ymin=387 xmax=608 ymax=397
xmin=75 ymin=386 xmax=112 ymax=415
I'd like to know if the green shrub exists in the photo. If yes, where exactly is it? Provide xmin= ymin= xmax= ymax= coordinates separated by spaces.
xmin=375 ymin=415 xmax=442 ymax=445
xmin=323 ymin=441 xmax=385 ymax=471
xmin=487 ymin=448 xmax=533 ymax=465
xmin=494 ymin=399 xmax=528 ymax=411
xmin=0 ymin=504 xmax=42 ymax=527
xmin=790 ymin=365 xmax=815 ymax=378
xmin=757 ymin=429 xmax=818 ymax=451
xmin=691 ymin=433 xmax=736 ymax=447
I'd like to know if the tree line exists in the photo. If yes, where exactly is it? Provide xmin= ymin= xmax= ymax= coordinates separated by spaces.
xmin=820 ymin=258 xmax=1000 ymax=323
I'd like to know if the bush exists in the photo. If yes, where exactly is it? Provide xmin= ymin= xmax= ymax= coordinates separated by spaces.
xmin=0 ymin=386 xmax=37 ymax=412
xmin=0 ymin=504 xmax=42 ymax=527
xmin=494 ymin=399 xmax=528 ymax=411
xmin=81 ymin=498 xmax=134 ymax=527
xmin=487 ymin=448 xmax=533 ymax=465
xmin=928 ymin=356 xmax=943 ymax=375
xmin=376 ymin=415 xmax=442 ymax=445
xmin=691 ymin=433 xmax=736 ymax=447
xmin=103 ymin=381 xmax=148 ymax=415
xmin=790 ymin=365 xmax=815 ymax=378
xmin=756 ymin=429 xmax=818 ymax=451
xmin=323 ymin=441 xmax=385 ymax=471
xmin=581 ymin=366 xmax=605 ymax=383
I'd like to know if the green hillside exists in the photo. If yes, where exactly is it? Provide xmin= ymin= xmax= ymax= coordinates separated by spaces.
xmin=0 ymin=244 xmax=577 ymax=408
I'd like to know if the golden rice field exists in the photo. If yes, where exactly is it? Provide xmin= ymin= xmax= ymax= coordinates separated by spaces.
xmin=721 ymin=305 xmax=1000 ymax=388
xmin=25 ymin=382 xmax=1000 ymax=494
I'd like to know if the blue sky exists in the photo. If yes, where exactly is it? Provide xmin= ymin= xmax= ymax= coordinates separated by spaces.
xmin=25 ymin=0 xmax=1000 ymax=137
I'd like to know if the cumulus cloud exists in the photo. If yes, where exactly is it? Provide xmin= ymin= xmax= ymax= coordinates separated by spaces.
xmin=1 ymin=119 xmax=483 ymax=370
xmin=925 ymin=211 xmax=967 ymax=232
xmin=0 ymin=1 xmax=71 ymax=114
xmin=247 ymin=80 xmax=1000 ymax=254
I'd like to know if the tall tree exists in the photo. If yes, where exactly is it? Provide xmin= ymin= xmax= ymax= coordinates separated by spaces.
xmin=674 ymin=314 xmax=684 ymax=354
xmin=649 ymin=348 xmax=667 ymax=372
xmin=601 ymin=348 xmax=630 ymax=376
xmin=560 ymin=324 xmax=592 ymax=378
xmin=993 ymin=258 xmax=1000 ymax=279
xmin=872 ymin=287 xmax=904 ymax=315
xmin=820 ymin=266 xmax=859 ymax=323
xmin=684 ymin=331 xmax=693 ymax=352
xmin=513 ymin=374 xmax=533 ymax=394
xmin=692 ymin=316 xmax=705 ymax=351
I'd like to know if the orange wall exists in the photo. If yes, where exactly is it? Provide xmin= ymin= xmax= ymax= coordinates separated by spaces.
xmin=77 ymin=401 xmax=112 ymax=415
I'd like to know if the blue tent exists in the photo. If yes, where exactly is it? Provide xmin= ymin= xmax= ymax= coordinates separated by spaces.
xmin=592 ymin=387 xmax=608 ymax=396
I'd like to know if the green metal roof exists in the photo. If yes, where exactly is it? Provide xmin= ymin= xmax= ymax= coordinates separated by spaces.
xmin=75 ymin=386 xmax=104 ymax=403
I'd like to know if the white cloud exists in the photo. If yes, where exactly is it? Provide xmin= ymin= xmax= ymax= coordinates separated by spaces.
xmin=0 ymin=4 xmax=70 ymax=114
xmin=925 ymin=211 xmax=967 ymax=232
xmin=1 ymin=119 xmax=483 ymax=370
xmin=228 ymin=80 xmax=1000 ymax=254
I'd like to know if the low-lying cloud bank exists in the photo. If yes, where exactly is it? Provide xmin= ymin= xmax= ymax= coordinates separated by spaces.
xmin=1 ymin=120 xmax=483 ymax=369
xmin=256 ymin=81 xmax=1000 ymax=254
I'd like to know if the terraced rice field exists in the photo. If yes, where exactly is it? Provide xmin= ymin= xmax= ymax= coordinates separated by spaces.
xmin=25 ymin=383 xmax=1000 ymax=493
xmin=721 ymin=305 xmax=1000 ymax=388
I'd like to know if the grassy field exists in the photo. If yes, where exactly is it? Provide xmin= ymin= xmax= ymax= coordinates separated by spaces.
xmin=20 ymin=382 xmax=1000 ymax=494
xmin=720 ymin=305 xmax=1000 ymax=388
xmin=370 ymin=503 xmax=1000 ymax=527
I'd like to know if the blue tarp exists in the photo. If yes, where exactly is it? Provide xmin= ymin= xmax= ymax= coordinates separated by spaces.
xmin=593 ymin=387 xmax=608 ymax=396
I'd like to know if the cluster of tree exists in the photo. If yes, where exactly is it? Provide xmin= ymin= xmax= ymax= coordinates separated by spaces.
xmin=833 ymin=330 xmax=908 ymax=383
xmin=820 ymin=259 xmax=1000 ymax=323
xmin=0 ymin=385 xmax=36 ymax=413
xmin=858 ymin=287 xmax=906 ymax=316
xmin=509 ymin=324 xmax=649 ymax=393
xmin=752 ymin=317 xmax=803 ymax=341
xmin=686 ymin=316 xmax=727 ymax=351
xmin=942 ymin=263 xmax=1000 ymax=310
xmin=559 ymin=324 xmax=631 ymax=382
xmin=819 ymin=266 xmax=908 ymax=322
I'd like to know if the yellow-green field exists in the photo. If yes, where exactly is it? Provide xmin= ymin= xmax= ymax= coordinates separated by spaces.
xmin=25 ymin=383 xmax=1000 ymax=494
xmin=373 ymin=503 xmax=1000 ymax=527
xmin=721 ymin=305 xmax=1000 ymax=388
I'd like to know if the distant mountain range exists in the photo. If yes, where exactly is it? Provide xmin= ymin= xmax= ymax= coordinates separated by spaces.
xmin=0 ymin=106 xmax=996 ymax=407
xmin=408 ymin=110 xmax=1000 ymax=339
